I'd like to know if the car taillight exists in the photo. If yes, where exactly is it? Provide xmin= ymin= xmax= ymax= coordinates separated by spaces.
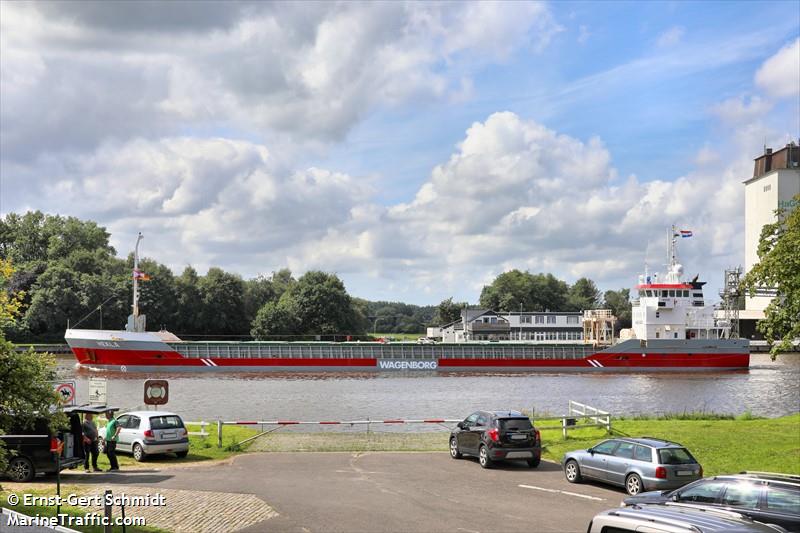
xmin=50 ymin=437 xmax=59 ymax=453
xmin=487 ymin=428 xmax=499 ymax=442
xmin=534 ymin=429 xmax=541 ymax=443
xmin=699 ymin=466 xmax=703 ymax=477
xmin=655 ymin=466 xmax=667 ymax=479
xmin=144 ymin=430 xmax=154 ymax=438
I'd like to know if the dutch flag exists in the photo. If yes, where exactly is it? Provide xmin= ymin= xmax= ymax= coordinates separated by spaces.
xmin=680 ymin=230 xmax=693 ymax=238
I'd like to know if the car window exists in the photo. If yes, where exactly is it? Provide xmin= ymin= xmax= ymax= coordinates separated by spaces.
xmin=634 ymin=445 xmax=652 ymax=462
xmin=592 ymin=440 xmax=619 ymax=455
xmin=677 ymin=481 xmax=726 ymax=503
xmin=116 ymin=415 xmax=130 ymax=428
xmin=658 ymin=448 xmax=696 ymax=465
xmin=127 ymin=416 xmax=141 ymax=430
xmin=498 ymin=418 xmax=533 ymax=431
xmin=764 ymin=486 xmax=800 ymax=513
xmin=721 ymin=482 xmax=761 ymax=509
xmin=464 ymin=413 xmax=479 ymax=426
xmin=614 ymin=442 xmax=636 ymax=459
xmin=599 ymin=527 xmax=636 ymax=533
xmin=476 ymin=414 xmax=489 ymax=427
xmin=149 ymin=416 xmax=184 ymax=430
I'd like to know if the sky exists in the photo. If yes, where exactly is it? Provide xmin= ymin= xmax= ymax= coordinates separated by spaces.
xmin=1 ymin=1 xmax=798 ymax=305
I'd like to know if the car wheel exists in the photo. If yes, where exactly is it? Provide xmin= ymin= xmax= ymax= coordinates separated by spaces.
xmin=175 ymin=451 xmax=188 ymax=458
xmin=97 ymin=437 xmax=105 ymax=453
xmin=478 ymin=445 xmax=493 ymax=469
xmin=527 ymin=456 xmax=541 ymax=468
xmin=565 ymin=459 xmax=582 ymax=483
xmin=626 ymin=473 xmax=643 ymax=495
xmin=449 ymin=438 xmax=462 ymax=459
xmin=132 ymin=443 xmax=146 ymax=462
xmin=8 ymin=457 xmax=35 ymax=482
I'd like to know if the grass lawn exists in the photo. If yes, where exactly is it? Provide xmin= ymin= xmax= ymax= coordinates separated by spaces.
xmin=248 ymin=414 xmax=799 ymax=476
xmin=91 ymin=423 xmax=258 ymax=469
xmin=373 ymin=332 xmax=424 ymax=341
xmin=0 ymin=488 xmax=166 ymax=533
xmin=540 ymin=414 xmax=800 ymax=475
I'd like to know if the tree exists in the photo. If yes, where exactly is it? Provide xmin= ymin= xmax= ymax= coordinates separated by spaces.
xmin=743 ymin=195 xmax=800 ymax=358
xmin=434 ymin=297 xmax=464 ymax=325
xmin=603 ymin=288 xmax=632 ymax=330
xmin=567 ymin=278 xmax=601 ymax=311
xmin=251 ymin=271 xmax=366 ymax=339
xmin=0 ymin=259 xmax=65 ymax=476
xmin=479 ymin=270 xmax=570 ymax=312
xmin=198 ymin=268 xmax=247 ymax=336
xmin=0 ymin=259 xmax=24 ymax=332
xmin=174 ymin=266 xmax=203 ymax=334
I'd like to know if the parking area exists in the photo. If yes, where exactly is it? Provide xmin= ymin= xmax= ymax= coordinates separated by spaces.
xmin=32 ymin=451 xmax=627 ymax=532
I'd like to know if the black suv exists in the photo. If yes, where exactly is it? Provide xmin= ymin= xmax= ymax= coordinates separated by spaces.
xmin=1 ymin=413 xmax=84 ymax=482
xmin=450 ymin=410 xmax=541 ymax=469
xmin=623 ymin=472 xmax=800 ymax=532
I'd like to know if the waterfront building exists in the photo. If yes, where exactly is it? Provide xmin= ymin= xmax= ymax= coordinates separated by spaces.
xmin=439 ymin=309 xmax=584 ymax=343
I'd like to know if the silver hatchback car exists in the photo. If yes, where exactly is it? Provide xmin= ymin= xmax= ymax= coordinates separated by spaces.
xmin=99 ymin=411 xmax=190 ymax=461
xmin=562 ymin=437 xmax=703 ymax=495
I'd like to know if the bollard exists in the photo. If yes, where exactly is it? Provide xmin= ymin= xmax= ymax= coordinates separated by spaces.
xmin=104 ymin=489 xmax=113 ymax=533
xmin=561 ymin=417 xmax=567 ymax=439
xmin=217 ymin=420 xmax=223 ymax=448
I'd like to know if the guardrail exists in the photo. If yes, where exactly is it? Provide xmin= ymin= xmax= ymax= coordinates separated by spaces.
xmin=528 ymin=401 xmax=612 ymax=438
xmin=211 ymin=418 xmax=462 ymax=448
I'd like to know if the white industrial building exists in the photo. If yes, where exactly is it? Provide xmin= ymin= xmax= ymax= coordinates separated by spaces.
xmin=435 ymin=309 xmax=584 ymax=343
xmin=740 ymin=142 xmax=799 ymax=336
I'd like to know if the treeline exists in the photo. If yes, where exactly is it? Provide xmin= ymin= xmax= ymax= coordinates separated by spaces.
xmin=0 ymin=212 xmax=631 ymax=342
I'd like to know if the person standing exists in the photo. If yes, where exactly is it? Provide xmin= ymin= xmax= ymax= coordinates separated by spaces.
xmin=104 ymin=411 xmax=121 ymax=471
xmin=82 ymin=413 xmax=100 ymax=472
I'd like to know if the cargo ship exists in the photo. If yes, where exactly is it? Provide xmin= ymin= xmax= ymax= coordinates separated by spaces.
xmin=66 ymin=231 xmax=749 ymax=372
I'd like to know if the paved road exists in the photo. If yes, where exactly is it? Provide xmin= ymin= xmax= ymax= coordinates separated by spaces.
xmin=44 ymin=453 xmax=628 ymax=532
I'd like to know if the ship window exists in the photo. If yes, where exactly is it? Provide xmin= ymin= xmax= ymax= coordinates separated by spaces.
xmin=668 ymin=290 xmax=675 ymax=297
xmin=648 ymin=290 xmax=655 ymax=297
xmin=655 ymin=332 xmax=660 ymax=338
xmin=683 ymin=290 xmax=689 ymax=297
xmin=693 ymin=301 xmax=704 ymax=307
xmin=662 ymin=290 xmax=669 ymax=297
xmin=674 ymin=332 xmax=678 ymax=338
xmin=655 ymin=312 xmax=660 ymax=318
xmin=693 ymin=292 xmax=702 ymax=297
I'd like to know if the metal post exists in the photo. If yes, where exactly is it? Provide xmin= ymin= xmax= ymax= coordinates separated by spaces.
xmin=562 ymin=417 xmax=567 ymax=439
xmin=104 ymin=489 xmax=113 ymax=533
xmin=121 ymin=502 xmax=127 ymax=533
xmin=56 ymin=453 xmax=61 ymax=522
xmin=217 ymin=420 xmax=223 ymax=448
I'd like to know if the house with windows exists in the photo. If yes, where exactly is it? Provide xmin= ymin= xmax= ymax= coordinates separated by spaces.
xmin=439 ymin=309 xmax=585 ymax=343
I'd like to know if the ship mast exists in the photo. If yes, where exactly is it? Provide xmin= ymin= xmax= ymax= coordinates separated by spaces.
xmin=133 ymin=232 xmax=143 ymax=319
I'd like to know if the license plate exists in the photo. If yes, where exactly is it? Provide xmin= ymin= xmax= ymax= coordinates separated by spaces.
xmin=505 ymin=451 xmax=532 ymax=459
xmin=676 ymin=470 xmax=694 ymax=476
xmin=510 ymin=434 xmax=527 ymax=440
xmin=162 ymin=432 xmax=176 ymax=439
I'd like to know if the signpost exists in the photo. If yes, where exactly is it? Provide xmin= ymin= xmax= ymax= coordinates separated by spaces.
xmin=89 ymin=377 xmax=107 ymax=405
xmin=53 ymin=381 xmax=76 ymax=406
xmin=144 ymin=379 xmax=169 ymax=406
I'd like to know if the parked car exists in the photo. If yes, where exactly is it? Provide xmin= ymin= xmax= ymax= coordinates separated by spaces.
xmin=587 ymin=503 xmax=788 ymax=532
xmin=562 ymin=437 xmax=702 ymax=495
xmin=622 ymin=472 xmax=800 ymax=532
xmin=98 ymin=411 xmax=189 ymax=461
xmin=0 ymin=406 xmax=110 ymax=482
xmin=449 ymin=410 xmax=541 ymax=469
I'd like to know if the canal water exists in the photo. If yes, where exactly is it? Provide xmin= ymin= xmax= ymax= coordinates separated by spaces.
xmin=55 ymin=354 xmax=800 ymax=425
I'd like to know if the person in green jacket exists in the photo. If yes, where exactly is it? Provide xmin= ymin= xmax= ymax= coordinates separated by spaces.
xmin=104 ymin=411 xmax=121 ymax=471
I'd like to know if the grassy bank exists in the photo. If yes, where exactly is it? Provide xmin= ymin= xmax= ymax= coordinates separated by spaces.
xmin=89 ymin=423 xmax=258 ymax=469
xmin=248 ymin=414 xmax=800 ymax=475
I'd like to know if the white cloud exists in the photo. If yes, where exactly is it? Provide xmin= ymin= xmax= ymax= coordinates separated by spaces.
xmin=656 ymin=26 xmax=685 ymax=47
xmin=0 ymin=1 xmax=561 ymax=162
xmin=711 ymin=95 xmax=773 ymax=124
xmin=577 ymin=25 xmax=591 ymax=45
xmin=755 ymin=38 xmax=800 ymax=98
